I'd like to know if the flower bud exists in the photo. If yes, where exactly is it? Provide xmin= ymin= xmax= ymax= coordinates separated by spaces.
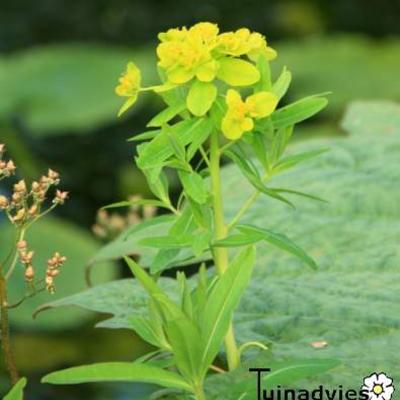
xmin=53 ymin=190 xmax=68 ymax=205
xmin=45 ymin=276 xmax=55 ymax=293
xmin=25 ymin=265 xmax=35 ymax=282
xmin=47 ymin=169 xmax=60 ymax=185
xmin=14 ymin=180 xmax=27 ymax=194
xmin=20 ymin=250 xmax=34 ymax=264
xmin=28 ymin=204 xmax=38 ymax=217
xmin=5 ymin=160 xmax=16 ymax=176
xmin=12 ymin=208 xmax=26 ymax=224
xmin=17 ymin=240 xmax=28 ymax=251
xmin=0 ymin=195 xmax=9 ymax=209
xmin=31 ymin=181 xmax=41 ymax=192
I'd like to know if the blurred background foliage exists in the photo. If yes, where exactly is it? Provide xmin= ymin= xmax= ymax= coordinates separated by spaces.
xmin=0 ymin=0 xmax=399 ymax=398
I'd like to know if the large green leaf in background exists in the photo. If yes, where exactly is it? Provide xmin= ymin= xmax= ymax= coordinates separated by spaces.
xmin=0 ymin=44 xmax=155 ymax=135
xmin=0 ymin=217 xmax=116 ymax=329
xmin=275 ymin=36 xmax=400 ymax=116
xmin=36 ymin=101 xmax=400 ymax=394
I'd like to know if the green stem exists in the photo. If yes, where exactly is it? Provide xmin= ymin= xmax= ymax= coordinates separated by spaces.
xmin=0 ymin=272 xmax=19 ymax=385
xmin=194 ymin=385 xmax=207 ymax=400
xmin=5 ymin=229 xmax=25 ymax=280
xmin=209 ymin=131 xmax=240 ymax=371
xmin=227 ymin=172 xmax=272 ymax=232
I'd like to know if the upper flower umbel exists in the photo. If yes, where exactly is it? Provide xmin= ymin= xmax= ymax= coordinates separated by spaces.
xmin=157 ymin=22 xmax=219 ymax=84
xmin=216 ymin=28 xmax=277 ymax=61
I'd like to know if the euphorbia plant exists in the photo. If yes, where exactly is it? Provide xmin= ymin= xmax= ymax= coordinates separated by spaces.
xmin=43 ymin=22 xmax=328 ymax=399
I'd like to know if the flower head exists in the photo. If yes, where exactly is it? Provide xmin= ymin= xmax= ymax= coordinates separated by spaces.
xmin=157 ymin=22 xmax=219 ymax=84
xmin=217 ymin=28 xmax=277 ymax=61
xmin=115 ymin=62 xmax=141 ymax=97
xmin=221 ymin=89 xmax=278 ymax=140
xmin=115 ymin=62 xmax=142 ymax=116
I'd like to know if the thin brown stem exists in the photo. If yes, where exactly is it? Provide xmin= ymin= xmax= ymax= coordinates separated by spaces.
xmin=0 ymin=273 xmax=19 ymax=384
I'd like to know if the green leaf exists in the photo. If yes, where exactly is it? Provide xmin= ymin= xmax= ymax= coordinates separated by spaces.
xmin=271 ymin=188 xmax=328 ymax=203
xmin=237 ymin=225 xmax=317 ymax=270
xmin=128 ymin=129 xmax=160 ymax=142
xmin=147 ymin=102 xmax=186 ymax=127
xmin=272 ymin=67 xmax=292 ymax=100
xmin=165 ymin=316 xmax=203 ymax=382
xmin=130 ymin=314 xmax=169 ymax=349
xmin=3 ymin=378 xmax=27 ymax=400
xmin=102 ymin=198 xmax=170 ymax=210
xmin=187 ymin=80 xmax=217 ymax=117
xmin=179 ymin=170 xmax=208 ymax=204
xmin=137 ymin=118 xmax=213 ymax=169
xmin=217 ymin=58 xmax=260 ymax=87
xmin=0 ymin=45 xmax=155 ymax=135
xmin=271 ymin=96 xmax=328 ymax=129
xmin=274 ymin=148 xmax=329 ymax=172
xmin=118 ymin=95 xmax=138 ymax=117
xmin=213 ymin=233 xmax=263 ymax=247
xmin=42 ymin=362 xmax=192 ymax=392
xmin=200 ymin=247 xmax=255 ymax=371
xmin=163 ymin=124 xmax=186 ymax=162
xmin=225 ymin=148 xmax=294 ymax=208
xmin=186 ymin=127 xmax=212 ymax=162
xmin=254 ymin=54 xmax=272 ymax=92
xmin=268 ymin=125 xmax=294 ymax=165
xmin=139 ymin=235 xmax=193 ymax=249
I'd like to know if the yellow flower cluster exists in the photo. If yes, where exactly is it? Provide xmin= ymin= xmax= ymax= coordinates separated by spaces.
xmin=222 ymin=90 xmax=278 ymax=140
xmin=115 ymin=22 xmax=280 ymax=141
xmin=156 ymin=22 xmax=276 ymax=85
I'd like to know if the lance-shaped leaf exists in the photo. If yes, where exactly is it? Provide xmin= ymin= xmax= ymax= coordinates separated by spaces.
xmin=272 ymin=67 xmax=292 ymax=100
xmin=147 ymin=101 xmax=186 ymax=127
xmin=179 ymin=170 xmax=208 ymax=204
xmin=200 ymin=246 xmax=255 ymax=371
xmin=273 ymin=148 xmax=329 ymax=173
xmin=237 ymin=224 xmax=317 ymax=270
xmin=271 ymin=96 xmax=328 ymax=129
xmin=4 ymin=378 xmax=27 ymax=400
xmin=42 ymin=362 xmax=192 ymax=392
xmin=137 ymin=118 xmax=213 ymax=169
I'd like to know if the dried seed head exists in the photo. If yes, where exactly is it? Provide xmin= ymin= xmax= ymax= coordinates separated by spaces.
xmin=20 ymin=250 xmax=34 ymax=265
xmin=25 ymin=265 xmax=35 ymax=282
xmin=47 ymin=169 xmax=60 ymax=185
xmin=12 ymin=208 xmax=26 ymax=224
xmin=0 ymin=195 xmax=9 ymax=209
xmin=12 ymin=192 xmax=22 ymax=204
xmin=53 ymin=190 xmax=68 ymax=205
xmin=14 ymin=180 xmax=27 ymax=194
xmin=0 ymin=144 xmax=5 ymax=154
xmin=17 ymin=240 xmax=28 ymax=251
xmin=45 ymin=275 xmax=55 ymax=293
xmin=28 ymin=204 xmax=38 ymax=217
xmin=5 ymin=160 xmax=16 ymax=176
xmin=31 ymin=181 xmax=41 ymax=192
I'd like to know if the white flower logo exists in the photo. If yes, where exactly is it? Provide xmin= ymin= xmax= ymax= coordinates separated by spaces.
xmin=362 ymin=372 xmax=395 ymax=400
